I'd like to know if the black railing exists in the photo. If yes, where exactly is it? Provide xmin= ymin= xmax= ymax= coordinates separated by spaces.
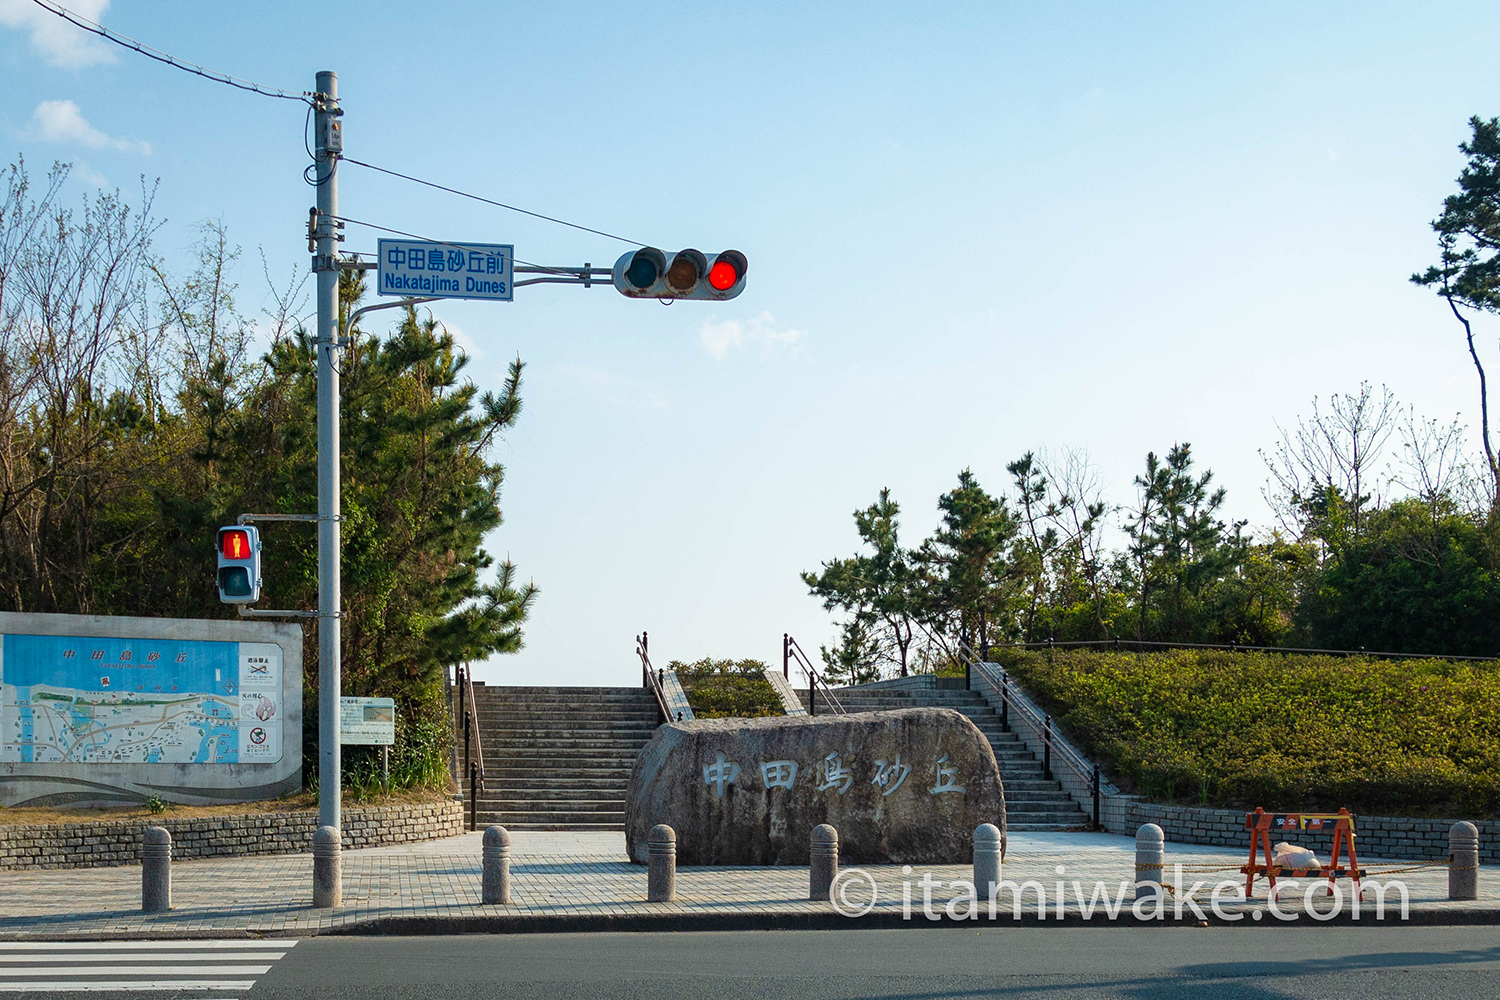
xmin=955 ymin=639 xmax=1101 ymax=830
xmin=637 ymin=631 xmax=673 ymax=725
xmin=455 ymin=661 xmax=485 ymax=832
xmin=785 ymin=634 xmax=845 ymax=716
xmin=1008 ymin=637 xmax=1499 ymax=664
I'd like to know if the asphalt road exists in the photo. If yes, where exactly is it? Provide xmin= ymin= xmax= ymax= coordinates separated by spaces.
xmin=237 ymin=926 xmax=1500 ymax=1000
xmin=8 ymin=927 xmax=1500 ymax=998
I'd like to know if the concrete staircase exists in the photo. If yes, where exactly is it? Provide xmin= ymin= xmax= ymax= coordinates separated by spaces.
xmin=466 ymin=684 xmax=659 ymax=830
xmin=806 ymin=677 xmax=1090 ymax=832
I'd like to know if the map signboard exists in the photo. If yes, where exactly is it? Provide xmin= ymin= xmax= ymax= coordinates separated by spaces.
xmin=0 ymin=633 xmax=283 ymax=765
xmin=340 ymin=696 xmax=395 ymax=746
xmin=376 ymin=239 xmax=514 ymax=301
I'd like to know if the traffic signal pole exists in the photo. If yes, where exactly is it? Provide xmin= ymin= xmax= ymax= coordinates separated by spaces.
xmin=312 ymin=71 xmax=343 ymax=856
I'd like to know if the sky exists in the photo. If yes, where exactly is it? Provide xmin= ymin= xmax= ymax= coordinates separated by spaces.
xmin=2 ymin=1 xmax=1498 ymax=687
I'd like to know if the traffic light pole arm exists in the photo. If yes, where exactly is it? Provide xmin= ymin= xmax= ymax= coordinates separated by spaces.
xmin=513 ymin=264 xmax=611 ymax=288
xmin=232 ymin=511 xmax=338 ymax=618
xmin=237 ymin=606 xmax=321 ymax=619
xmin=342 ymin=296 xmax=441 ymax=345
xmin=236 ymin=513 xmax=325 ymax=525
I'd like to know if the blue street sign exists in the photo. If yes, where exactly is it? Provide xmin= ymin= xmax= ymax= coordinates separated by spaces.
xmin=377 ymin=239 xmax=514 ymax=301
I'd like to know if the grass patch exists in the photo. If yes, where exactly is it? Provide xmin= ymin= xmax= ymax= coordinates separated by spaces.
xmin=995 ymin=648 xmax=1500 ymax=817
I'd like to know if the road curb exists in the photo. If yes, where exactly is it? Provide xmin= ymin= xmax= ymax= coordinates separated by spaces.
xmin=324 ymin=904 xmax=1500 ymax=936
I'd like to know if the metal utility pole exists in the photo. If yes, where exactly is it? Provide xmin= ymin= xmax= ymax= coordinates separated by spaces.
xmin=312 ymin=70 xmax=343 ymax=837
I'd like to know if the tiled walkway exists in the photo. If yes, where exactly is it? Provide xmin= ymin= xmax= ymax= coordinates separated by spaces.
xmin=0 ymin=830 xmax=1491 ymax=938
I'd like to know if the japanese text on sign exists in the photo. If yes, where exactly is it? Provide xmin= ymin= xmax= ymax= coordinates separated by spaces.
xmin=377 ymin=239 xmax=513 ymax=301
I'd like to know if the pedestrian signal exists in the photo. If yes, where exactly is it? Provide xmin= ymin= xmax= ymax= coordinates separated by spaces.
xmin=216 ymin=525 xmax=262 ymax=604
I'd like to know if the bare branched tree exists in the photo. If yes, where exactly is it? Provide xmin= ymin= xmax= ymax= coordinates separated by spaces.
xmin=0 ymin=160 xmax=160 ymax=609
xmin=1260 ymin=382 xmax=1398 ymax=547
xmin=1391 ymin=409 xmax=1484 ymax=520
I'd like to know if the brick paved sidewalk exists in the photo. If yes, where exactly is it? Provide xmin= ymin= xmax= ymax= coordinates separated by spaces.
xmin=0 ymin=830 xmax=1492 ymax=939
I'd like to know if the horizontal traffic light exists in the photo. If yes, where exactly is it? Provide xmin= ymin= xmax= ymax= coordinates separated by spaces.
xmin=217 ymin=525 xmax=262 ymax=604
xmin=613 ymin=248 xmax=747 ymax=300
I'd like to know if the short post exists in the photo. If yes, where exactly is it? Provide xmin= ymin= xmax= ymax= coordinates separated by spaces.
xmin=1449 ymin=821 xmax=1479 ymax=901
xmin=1042 ymin=714 xmax=1053 ymax=780
xmin=973 ymin=823 xmax=1003 ymax=902
xmin=141 ymin=827 xmax=171 ymax=913
xmin=483 ymin=824 xmax=512 ymax=905
xmin=647 ymin=824 xmax=676 ymax=902
xmin=810 ymin=824 xmax=838 ymax=901
xmin=1135 ymin=823 xmax=1164 ymax=901
xmin=312 ymin=825 xmax=342 ymax=908
xmin=1091 ymin=765 xmax=1101 ymax=830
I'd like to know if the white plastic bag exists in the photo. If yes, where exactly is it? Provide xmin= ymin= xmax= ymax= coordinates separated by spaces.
xmin=1271 ymin=841 xmax=1321 ymax=869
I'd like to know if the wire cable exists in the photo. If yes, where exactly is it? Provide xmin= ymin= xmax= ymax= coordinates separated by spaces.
xmin=340 ymin=156 xmax=647 ymax=248
xmin=330 ymin=214 xmax=579 ymax=277
xmin=28 ymin=0 xmax=311 ymax=103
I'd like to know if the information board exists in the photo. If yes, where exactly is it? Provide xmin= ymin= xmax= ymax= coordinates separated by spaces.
xmin=0 ymin=633 xmax=283 ymax=764
xmin=340 ymin=696 xmax=395 ymax=746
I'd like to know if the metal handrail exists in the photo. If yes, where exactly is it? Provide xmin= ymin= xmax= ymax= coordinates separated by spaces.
xmin=953 ymin=639 xmax=1102 ymax=830
xmin=785 ymin=634 xmax=846 ymax=716
xmin=636 ymin=631 xmax=672 ymax=724
xmin=456 ymin=661 xmax=485 ymax=832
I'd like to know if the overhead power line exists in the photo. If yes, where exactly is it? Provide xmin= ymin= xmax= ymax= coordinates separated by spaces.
xmin=28 ymin=0 xmax=310 ymax=103
xmin=330 ymin=214 xmax=578 ymax=277
xmin=340 ymin=156 xmax=647 ymax=248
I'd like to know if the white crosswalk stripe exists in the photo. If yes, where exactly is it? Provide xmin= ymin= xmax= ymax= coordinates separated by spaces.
xmin=0 ymin=939 xmax=296 ymax=992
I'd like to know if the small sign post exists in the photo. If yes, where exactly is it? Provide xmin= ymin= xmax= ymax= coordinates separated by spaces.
xmin=339 ymin=696 xmax=396 ymax=788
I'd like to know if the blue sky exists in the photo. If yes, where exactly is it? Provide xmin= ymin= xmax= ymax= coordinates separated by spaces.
xmin=2 ymin=2 xmax=1497 ymax=686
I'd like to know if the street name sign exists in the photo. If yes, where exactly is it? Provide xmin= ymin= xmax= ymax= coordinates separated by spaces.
xmin=377 ymin=239 xmax=513 ymax=301
xmin=339 ymin=696 xmax=396 ymax=746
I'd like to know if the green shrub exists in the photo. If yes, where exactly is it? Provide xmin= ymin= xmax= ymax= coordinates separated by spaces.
xmin=672 ymin=658 xmax=784 ymax=719
xmin=995 ymin=648 xmax=1500 ymax=816
xmin=337 ymin=712 xmax=454 ymax=800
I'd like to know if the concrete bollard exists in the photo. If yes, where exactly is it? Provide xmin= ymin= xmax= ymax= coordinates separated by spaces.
xmin=810 ymin=824 xmax=839 ymax=901
xmin=312 ymin=825 xmax=342 ymax=908
xmin=1135 ymin=823 xmax=1164 ymax=901
xmin=1450 ymin=821 xmax=1479 ymax=901
xmin=141 ymin=826 xmax=171 ymax=913
xmin=647 ymin=824 xmax=676 ymax=902
xmin=974 ymin=823 xmax=1003 ymax=902
xmin=482 ymin=825 xmax=512 ymax=905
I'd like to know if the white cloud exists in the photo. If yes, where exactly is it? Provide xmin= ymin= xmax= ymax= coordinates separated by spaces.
xmin=556 ymin=364 xmax=667 ymax=410
xmin=32 ymin=99 xmax=150 ymax=154
xmin=0 ymin=0 xmax=116 ymax=69
xmin=698 ymin=311 xmax=806 ymax=360
xmin=71 ymin=161 xmax=107 ymax=187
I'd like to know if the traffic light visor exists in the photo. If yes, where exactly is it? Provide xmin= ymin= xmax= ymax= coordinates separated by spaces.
xmin=667 ymin=249 xmax=707 ymax=293
xmin=708 ymin=250 xmax=747 ymax=291
xmin=624 ymin=248 xmax=665 ymax=290
xmin=220 ymin=528 xmax=252 ymax=560
xmin=218 ymin=566 xmax=254 ymax=598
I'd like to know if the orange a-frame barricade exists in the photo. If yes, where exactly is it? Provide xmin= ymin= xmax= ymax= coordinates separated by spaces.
xmin=1242 ymin=807 xmax=1363 ymax=896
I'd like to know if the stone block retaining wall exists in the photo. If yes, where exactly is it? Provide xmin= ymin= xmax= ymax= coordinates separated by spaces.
xmin=0 ymin=798 xmax=464 ymax=870
xmin=1099 ymin=796 xmax=1499 ymax=865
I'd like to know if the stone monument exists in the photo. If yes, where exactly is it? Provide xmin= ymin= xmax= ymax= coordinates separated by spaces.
xmin=625 ymin=708 xmax=1006 ymax=865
